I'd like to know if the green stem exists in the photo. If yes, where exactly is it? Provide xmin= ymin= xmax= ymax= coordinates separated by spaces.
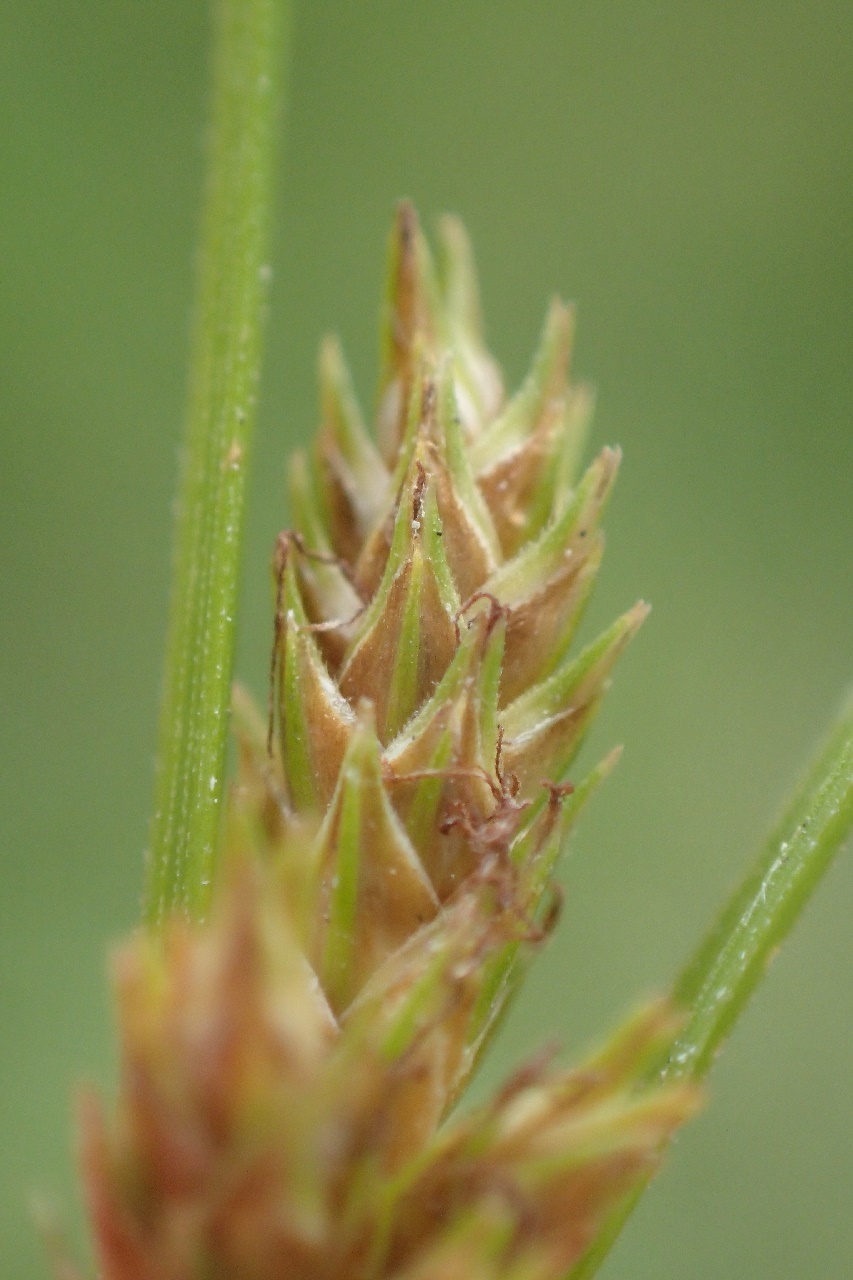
xmin=570 ymin=689 xmax=853 ymax=1279
xmin=145 ymin=0 xmax=291 ymax=925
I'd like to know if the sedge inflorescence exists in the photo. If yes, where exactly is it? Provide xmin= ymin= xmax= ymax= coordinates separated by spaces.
xmin=80 ymin=205 xmax=698 ymax=1280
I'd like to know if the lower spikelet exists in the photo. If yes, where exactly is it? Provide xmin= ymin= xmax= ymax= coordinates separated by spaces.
xmin=79 ymin=206 xmax=700 ymax=1280
xmin=80 ymin=863 xmax=697 ymax=1280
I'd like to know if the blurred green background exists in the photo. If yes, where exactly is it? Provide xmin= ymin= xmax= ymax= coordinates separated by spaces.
xmin=2 ymin=1 xmax=851 ymax=1275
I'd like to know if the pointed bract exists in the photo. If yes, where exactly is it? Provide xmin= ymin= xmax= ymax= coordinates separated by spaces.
xmin=274 ymin=543 xmax=355 ymax=810
xmin=437 ymin=215 xmax=504 ymax=435
xmin=377 ymin=202 xmax=443 ymax=462
xmin=501 ymin=603 xmax=649 ymax=796
xmin=288 ymin=450 xmax=365 ymax=669
xmin=423 ymin=357 xmax=502 ymax=596
xmin=316 ymin=334 xmax=389 ymax=549
xmin=383 ymin=607 xmax=505 ymax=895
xmin=472 ymin=299 xmax=578 ymax=557
xmin=340 ymin=453 xmax=459 ymax=740
xmin=310 ymin=704 xmax=439 ymax=1013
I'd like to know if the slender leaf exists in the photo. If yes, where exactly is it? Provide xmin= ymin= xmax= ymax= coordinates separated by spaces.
xmin=145 ymin=0 xmax=291 ymax=924
xmin=570 ymin=689 xmax=853 ymax=1279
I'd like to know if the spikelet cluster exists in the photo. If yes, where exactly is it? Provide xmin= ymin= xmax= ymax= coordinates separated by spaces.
xmin=80 ymin=205 xmax=699 ymax=1280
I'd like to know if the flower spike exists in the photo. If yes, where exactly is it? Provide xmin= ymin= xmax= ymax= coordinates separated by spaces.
xmin=84 ymin=208 xmax=699 ymax=1280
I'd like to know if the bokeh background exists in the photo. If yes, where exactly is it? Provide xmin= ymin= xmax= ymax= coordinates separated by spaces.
xmin=2 ymin=2 xmax=851 ymax=1275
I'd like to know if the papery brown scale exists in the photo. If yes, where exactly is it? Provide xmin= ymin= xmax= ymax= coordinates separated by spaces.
xmin=311 ymin=710 xmax=439 ymax=1012
xmin=477 ymin=398 xmax=567 ymax=557
xmin=276 ymin=589 xmax=355 ymax=809
xmin=353 ymin=377 xmax=435 ymax=599
xmin=339 ymin=552 xmax=459 ymax=743
xmin=284 ymin=534 xmax=364 ymax=673
xmin=423 ymin=439 xmax=495 ymax=600
xmin=498 ymin=536 xmax=603 ymax=705
xmin=352 ymin=505 xmax=398 ymax=602
xmin=383 ymin=702 xmax=498 ymax=898
xmin=502 ymin=699 xmax=601 ymax=800
xmin=468 ymin=297 xmax=573 ymax=481
xmin=313 ymin=435 xmax=372 ymax=570
xmin=314 ymin=340 xmax=389 ymax=558
xmin=292 ymin=583 xmax=362 ymax=679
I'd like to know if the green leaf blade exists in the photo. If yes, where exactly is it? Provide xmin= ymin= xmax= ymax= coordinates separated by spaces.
xmin=666 ymin=686 xmax=853 ymax=1080
xmin=145 ymin=0 xmax=291 ymax=925
xmin=569 ymin=689 xmax=853 ymax=1280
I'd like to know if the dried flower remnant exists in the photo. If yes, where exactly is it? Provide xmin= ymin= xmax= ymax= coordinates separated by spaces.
xmin=82 ymin=205 xmax=700 ymax=1280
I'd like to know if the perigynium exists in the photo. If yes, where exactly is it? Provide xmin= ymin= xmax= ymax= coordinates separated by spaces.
xmin=78 ymin=204 xmax=700 ymax=1280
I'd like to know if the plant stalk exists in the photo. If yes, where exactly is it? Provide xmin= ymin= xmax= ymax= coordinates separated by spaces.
xmin=145 ymin=0 xmax=291 ymax=925
xmin=569 ymin=689 xmax=853 ymax=1278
